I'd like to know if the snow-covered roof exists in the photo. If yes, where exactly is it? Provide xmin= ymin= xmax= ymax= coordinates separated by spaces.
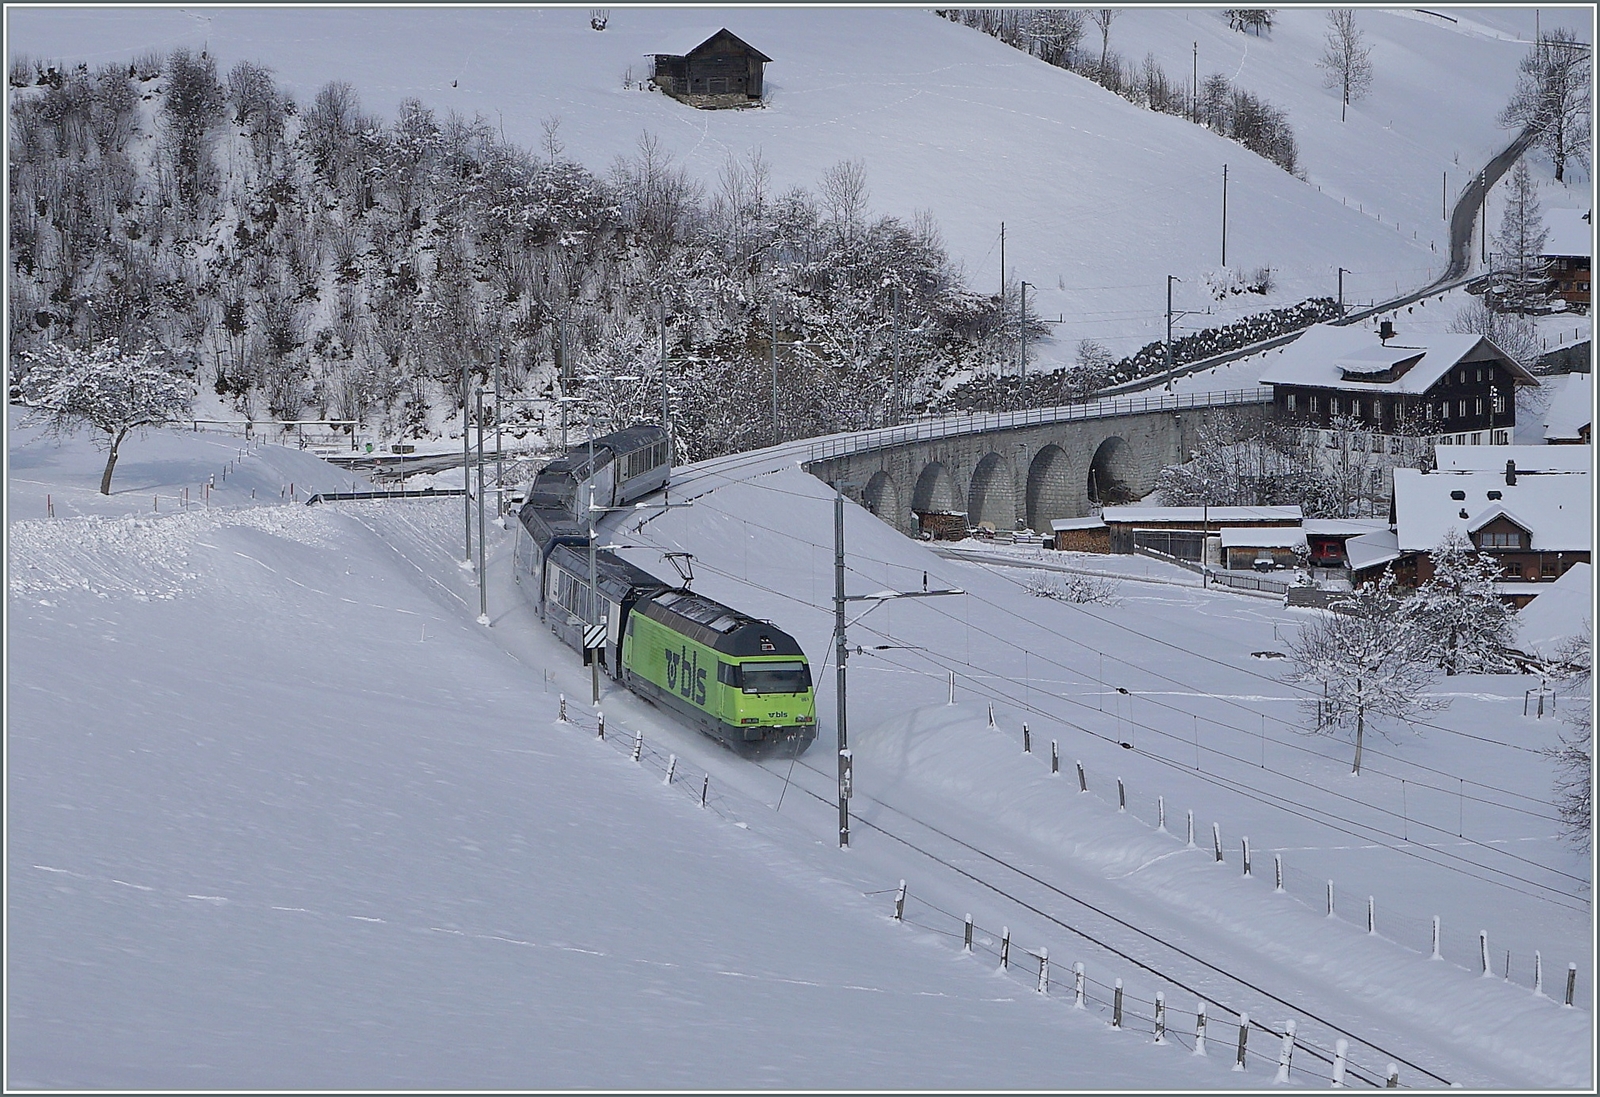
xmin=1100 ymin=505 xmax=1302 ymax=524
xmin=1219 ymin=527 xmax=1308 ymax=549
xmin=1542 ymin=207 xmax=1592 ymax=259
xmin=650 ymin=27 xmax=771 ymax=61
xmin=1541 ymin=373 xmax=1593 ymax=443
xmin=1435 ymin=443 xmax=1590 ymax=472
xmin=1515 ymin=563 xmax=1591 ymax=657
xmin=1256 ymin=323 xmax=1538 ymax=394
xmin=1391 ymin=467 xmax=1591 ymax=552
xmin=1344 ymin=529 xmax=1401 ymax=572
xmin=1050 ymin=516 xmax=1107 ymax=531
xmin=1302 ymin=519 xmax=1390 ymax=537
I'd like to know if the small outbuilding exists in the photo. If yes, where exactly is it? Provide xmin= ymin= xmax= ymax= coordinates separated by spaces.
xmin=1219 ymin=526 xmax=1308 ymax=571
xmin=1049 ymin=516 xmax=1110 ymax=553
xmin=649 ymin=28 xmax=770 ymax=107
xmin=1099 ymin=505 xmax=1303 ymax=557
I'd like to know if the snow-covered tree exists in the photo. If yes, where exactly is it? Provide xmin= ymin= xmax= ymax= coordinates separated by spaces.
xmin=1499 ymin=28 xmax=1592 ymax=184
xmin=1544 ymin=625 xmax=1591 ymax=850
xmin=1406 ymin=530 xmax=1518 ymax=675
xmin=1317 ymin=9 xmax=1373 ymax=122
xmin=1286 ymin=570 xmax=1448 ymax=775
xmin=1091 ymin=9 xmax=1119 ymax=73
xmin=11 ymin=339 xmax=196 ymax=494
xmin=1490 ymin=161 xmax=1551 ymax=315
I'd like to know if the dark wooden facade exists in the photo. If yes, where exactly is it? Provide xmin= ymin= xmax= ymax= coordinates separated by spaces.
xmin=1546 ymin=254 xmax=1591 ymax=307
xmin=652 ymin=30 xmax=770 ymax=104
xmin=1271 ymin=358 xmax=1519 ymax=439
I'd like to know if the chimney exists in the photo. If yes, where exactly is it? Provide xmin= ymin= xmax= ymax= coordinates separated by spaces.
xmin=1378 ymin=320 xmax=1395 ymax=343
xmin=1505 ymin=459 xmax=1517 ymax=486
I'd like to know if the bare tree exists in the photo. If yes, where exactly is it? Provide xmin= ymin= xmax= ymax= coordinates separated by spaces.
xmin=1490 ymin=161 xmax=1552 ymax=315
xmin=1317 ymin=9 xmax=1372 ymax=122
xmin=819 ymin=158 xmax=869 ymax=241
xmin=1449 ymin=299 xmax=1541 ymax=368
xmin=1544 ymin=626 xmax=1591 ymax=850
xmin=1286 ymin=571 xmax=1447 ymax=775
xmin=1500 ymin=28 xmax=1592 ymax=183
xmin=1091 ymin=9 xmax=1118 ymax=73
xmin=11 ymin=339 xmax=195 ymax=494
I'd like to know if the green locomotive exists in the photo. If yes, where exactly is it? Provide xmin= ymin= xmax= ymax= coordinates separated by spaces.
xmin=623 ymin=588 xmax=817 ymax=755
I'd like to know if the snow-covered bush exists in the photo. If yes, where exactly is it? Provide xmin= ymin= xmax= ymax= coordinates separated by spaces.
xmin=1027 ymin=572 xmax=1121 ymax=606
xmin=1403 ymin=531 xmax=1518 ymax=675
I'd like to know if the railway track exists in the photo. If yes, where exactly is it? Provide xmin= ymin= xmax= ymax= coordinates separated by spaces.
xmin=753 ymin=751 xmax=1471 ymax=1089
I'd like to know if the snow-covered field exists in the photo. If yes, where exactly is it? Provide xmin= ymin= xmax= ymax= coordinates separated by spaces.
xmin=7 ymin=418 xmax=1591 ymax=1088
xmin=7 ymin=5 xmax=1588 ymax=368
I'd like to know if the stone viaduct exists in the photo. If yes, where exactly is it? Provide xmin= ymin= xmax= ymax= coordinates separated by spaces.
xmin=800 ymin=389 xmax=1273 ymax=536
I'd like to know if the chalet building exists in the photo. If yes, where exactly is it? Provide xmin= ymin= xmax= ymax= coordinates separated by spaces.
xmin=1097 ymin=504 xmax=1301 ymax=557
xmin=1258 ymin=321 xmax=1540 ymax=448
xmin=649 ymin=29 xmax=770 ymax=107
xmin=1542 ymin=208 xmax=1591 ymax=309
xmin=1357 ymin=459 xmax=1592 ymax=606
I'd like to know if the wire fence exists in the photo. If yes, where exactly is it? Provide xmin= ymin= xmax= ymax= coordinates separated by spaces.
xmin=971 ymin=718 xmax=1586 ymax=1012
xmin=549 ymin=694 xmax=748 ymax=826
xmin=889 ymin=884 xmax=1401 ymax=1088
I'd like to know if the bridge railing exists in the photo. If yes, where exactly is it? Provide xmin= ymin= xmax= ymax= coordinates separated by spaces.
xmin=801 ymin=388 xmax=1271 ymax=465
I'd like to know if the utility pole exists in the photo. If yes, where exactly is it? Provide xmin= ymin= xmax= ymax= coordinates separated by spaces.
xmin=999 ymin=222 xmax=1006 ymax=380
xmin=770 ymin=295 xmax=779 ymax=444
xmin=834 ymin=486 xmax=850 ymax=848
xmin=1166 ymin=275 xmax=1182 ymax=373
xmin=659 ymin=301 xmax=671 ymax=457
xmin=832 ymin=484 xmax=963 ymax=849
xmin=1480 ymin=170 xmax=1488 ymax=266
xmin=1019 ymin=280 xmax=1034 ymax=407
xmin=1221 ymin=163 xmax=1229 ymax=267
xmin=891 ymin=283 xmax=902 ymax=426
xmin=461 ymin=359 xmax=473 ymax=568
xmin=1192 ymin=41 xmax=1198 ymax=123
xmin=558 ymin=321 xmax=569 ymax=452
xmin=476 ymin=388 xmax=488 ymax=624
xmin=1337 ymin=267 xmax=1349 ymax=317
xmin=1443 ymin=170 xmax=1448 ymax=221
xmin=587 ymin=401 xmax=600 ymax=706
xmin=493 ymin=348 xmax=505 ymax=517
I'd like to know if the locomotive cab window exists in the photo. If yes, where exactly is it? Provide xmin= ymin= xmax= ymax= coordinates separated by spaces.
xmin=740 ymin=661 xmax=811 ymax=694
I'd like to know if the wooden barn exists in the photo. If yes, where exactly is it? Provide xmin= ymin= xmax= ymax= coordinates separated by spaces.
xmin=650 ymin=29 xmax=770 ymax=107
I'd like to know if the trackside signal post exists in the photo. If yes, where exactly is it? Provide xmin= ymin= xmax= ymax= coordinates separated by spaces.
xmin=833 ymin=482 xmax=962 ymax=848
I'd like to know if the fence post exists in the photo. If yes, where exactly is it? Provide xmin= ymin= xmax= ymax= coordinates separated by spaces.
xmin=664 ymin=754 xmax=676 ymax=785
xmin=1232 ymin=1011 xmax=1248 ymax=1070
xmin=1073 ymin=962 xmax=1085 ymax=1008
xmin=1242 ymin=836 xmax=1251 ymax=876
xmin=1327 ymin=880 xmax=1336 ymax=918
xmin=1117 ymin=778 xmax=1126 ymax=811
xmin=1480 ymin=931 xmax=1491 ymax=976
xmin=1566 ymin=963 xmax=1577 ymax=1007
xmin=1023 ymin=723 xmax=1031 ymax=753
xmin=1386 ymin=1063 xmax=1399 ymax=1087
xmin=1154 ymin=991 xmax=1166 ymax=1044
xmin=1274 ymin=855 xmax=1283 ymax=892
xmin=1431 ymin=916 xmax=1441 ymax=959
xmin=1037 ymin=948 xmax=1049 ymax=994
xmin=558 ymin=694 xmax=569 ymax=723
xmin=1212 ymin=822 xmax=1223 ymax=862
xmin=1000 ymin=927 xmax=1010 ymax=969
xmin=1367 ymin=895 xmax=1375 ymax=934
xmin=963 ymin=914 xmax=973 ymax=952
xmin=947 ymin=670 xmax=956 ymax=704
xmin=1193 ymin=1002 xmax=1207 ymax=1056
xmin=631 ymin=730 xmax=643 ymax=763
xmin=1274 ymin=1019 xmax=1296 ymax=1083
xmin=1187 ymin=810 xmax=1195 ymax=848
xmin=1051 ymin=740 xmax=1059 ymax=774
xmin=987 ymin=702 xmax=995 ymax=727
xmin=1157 ymin=796 xmax=1165 ymax=831
xmin=1112 ymin=979 xmax=1124 ymax=1028
xmin=1534 ymin=951 xmax=1543 ymax=996
xmin=1077 ymin=761 xmax=1087 ymax=792
xmin=700 ymin=774 xmax=709 ymax=809
xmin=597 ymin=710 xmax=605 ymax=739
xmin=893 ymin=880 xmax=906 ymax=922
xmin=1332 ymin=1039 xmax=1348 ymax=1087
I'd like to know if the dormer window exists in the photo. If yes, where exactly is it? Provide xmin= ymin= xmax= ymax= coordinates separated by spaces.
xmin=1480 ymin=531 xmax=1523 ymax=549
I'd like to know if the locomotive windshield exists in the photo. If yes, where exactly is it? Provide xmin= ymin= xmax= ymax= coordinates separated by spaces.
xmin=739 ymin=661 xmax=811 ymax=694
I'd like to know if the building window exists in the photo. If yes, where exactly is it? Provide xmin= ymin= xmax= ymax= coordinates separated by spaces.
xmin=1493 ymin=428 xmax=1510 ymax=444
xmin=1481 ymin=532 xmax=1524 ymax=549
xmin=1475 ymin=397 xmax=1483 ymax=417
xmin=1493 ymin=389 xmax=1507 ymax=414
xmin=1286 ymin=392 xmax=1297 ymax=412
xmin=1542 ymin=559 xmax=1558 ymax=578
xmin=1472 ymin=431 xmax=1483 ymax=445
xmin=1456 ymin=433 xmax=1466 ymax=445
xmin=1373 ymin=434 xmax=1386 ymax=454
xmin=1424 ymin=403 xmax=1434 ymax=421
xmin=1503 ymin=560 xmax=1523 ymax=578
xmin=1441 ymin=401 xmax=1450 ymax=421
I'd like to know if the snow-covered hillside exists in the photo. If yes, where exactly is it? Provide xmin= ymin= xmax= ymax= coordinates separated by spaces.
xmin=7 ymin=5 xmax=1583 ymax=367
xmin=8 ymin=417 xmax=1591 ymax=1087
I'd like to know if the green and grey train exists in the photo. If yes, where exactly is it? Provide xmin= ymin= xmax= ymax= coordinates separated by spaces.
xmin=512 ymin=424 xmax=816 ymax=755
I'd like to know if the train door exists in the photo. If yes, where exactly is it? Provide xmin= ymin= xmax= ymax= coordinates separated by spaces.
xmin=607 ymin=599 xmax=626 ymax=680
